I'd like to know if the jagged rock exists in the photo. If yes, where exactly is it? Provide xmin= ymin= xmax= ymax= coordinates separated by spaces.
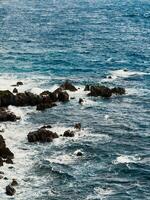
xmin=15 ymin=92 xmax=42 ymax=106
xmin=111 ymin=87 xmax=125 ymax=95
xmin=87 ymin=85 xmax=112 ymax=98
xmin=5 ymin=158 xmax=13 ymax=164
xmin=63 ymin=130 xmax=75 ymax=137
xmin=107 ymin=76 xmax=112 ymax=79
xmin=0 ymin=147 xmax=14 ymax=159
xmin=74 ymin=123 xmax=81 ymax=130
xmin=79 ymin=98 xmax=84 ymax=104
xmin=13 ymin=88 xmax=18 ymax=94
xmin=60 ymin=81 xmax=77 ymax=91
xmin=58 ymin=91 xmax=69 ymax=102
xmin=27 ymin=128 xmax=59 ymax=143
xmin=11 ymin=179 xmax=18 ymax=186
xmin=0 ymin=157 xmax=3 ymax=166
xmin=40 ymin=91 xmax=57 ymax=102
xmin=84 ymin=85 xmax=90 ymax=91
xmin=0 ymin=108 xmax=18 ymax=122
xmin=0 ymin=90 xmax=15 ymax=107
xmin=36 ymin=102 xmax=57 ymax=111
xmin=6 ymin=185 xmax=16 ymax=196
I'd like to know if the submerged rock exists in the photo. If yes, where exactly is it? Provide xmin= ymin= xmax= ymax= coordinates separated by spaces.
xmin=27 ymin=128 xmax=59 ymax=143
xmin=60 ymin=80 xmax=77 ymax=91
xmin=6 ymin=185 xmax=16 ymax=196
xmin=79 ymin=98 xmax=84 ymax=104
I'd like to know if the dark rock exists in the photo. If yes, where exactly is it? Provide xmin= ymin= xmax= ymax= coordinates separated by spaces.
xmin=13 ymin=88 xmax=18 ymax=94
xmin=0 ymin=147 xmax=14 ymax=159
xmin=0 ymin=171 xmax=4 ymax=174
xmin=36 ymin=102 xmax=57 ymax=111
xmin=111 ymin=87 xmax=125 ymax=95
xmin=5 ymin=158 xmax=13 ymax=164
xmin=0 ymin=175 xmax=3 ymax=179
xmin=4 ymin=177 xmax=8 ymax=180
xmin=84 ymin=85 xmax=90 ymax=91
xmin=6 ymin=185 xmax=16 ymax=196
xmin=79 ymin=98 xmax=84 ymax=104
xmin=107 ymin=76 xmax=112 ymax=79
xmin=63 ymin=130 xmax=75 ymax=137
xmin=74 ymin=123 xmax=81 ymax=130
xmin=0 ymin=157 xmax=3 ymax=166
xmin=27 ymin=128 xmax=59 ymax=143
xmin=58 ymin=91 xmax=69 ymax=102
xmin=70 ymin=97 xmax=75 ymax=99
xmin=17 ymin=81 xmax=23 ymax=86
xmin=88 ymin=85 xmax=112 ymax=98
xmin=60 ymin=80 xmax=77 ymax=91
xmin=0 ymin=90 xmax=15 ymax=107
xmin=40 ymin=91 xmax=57 ymax=102
xmin=11 ymin=179 xmax=18 ymax=186
xmin=76 ymin=151 xmax=83 ymax=156
xmin=123 ymin=68 xmax=128 ymax=72
xmin=15 ymin=92 xmax=42 ymax=106
xmin=0 ymin=108 xmax=18 ymax=122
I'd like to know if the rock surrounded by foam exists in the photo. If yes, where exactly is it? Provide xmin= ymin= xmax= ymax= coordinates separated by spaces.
xmin=27 ymin=128 xmax=59 ymax=143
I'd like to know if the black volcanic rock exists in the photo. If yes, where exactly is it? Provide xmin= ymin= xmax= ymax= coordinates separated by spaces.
xmin=88 ymin=85 xmax=112 ymax=98
xmin=63 ymin=130 xmax=75 ymax=137
xmin=6 ymin=185 xmax=16 ymax=196
xmin=27 ymin=128 xmax=59 ymax=143
xmin=111 ymin=87 xmax=126 ymax=95
xmin=60 ymin=81 xmax=77 ymax=91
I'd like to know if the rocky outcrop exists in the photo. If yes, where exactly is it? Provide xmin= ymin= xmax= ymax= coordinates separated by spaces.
xmin=111 ymin=87 xmax=126 ymax=95
xmin=36 ymin=102 xmax=57 ymax=111
xmin=60 ymin=80 xmax=77 ymax=91
xmin=63 ymin=130 xmax=75 ymax=137
xmin=0 ymin=135 xmax=14 ymax=166
xmin=0 ymin=108 xmax=19 ymax=122
xmin=6 ymin=185 xmax=16 ymax=196
xmin=74 ymin=123 xmax=81 ymax=130
xmin=0 ymin=91 xmax=15 ymax=107
xmin=27 ymin=128 xmax=59 ymax=143
xmin=87 ymin=85 xmax=125 ymax=98
xmin=88 ymin=85 xmax=112 ymax=98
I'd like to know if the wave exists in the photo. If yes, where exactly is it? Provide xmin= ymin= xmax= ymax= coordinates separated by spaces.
xmin=113 ymin=155 xmax=141 ymax=164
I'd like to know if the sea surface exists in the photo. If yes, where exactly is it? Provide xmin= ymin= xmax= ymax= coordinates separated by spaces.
xmin=0 ymin=0 xmax=150 ymax=199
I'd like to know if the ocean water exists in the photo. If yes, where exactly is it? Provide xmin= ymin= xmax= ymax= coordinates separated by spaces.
xmin=0 ymin=0 xmax=150 ymax=199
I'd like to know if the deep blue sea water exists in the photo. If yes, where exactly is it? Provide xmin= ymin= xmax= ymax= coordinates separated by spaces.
xmin=0 ymin=0 xmax=150 ymax=199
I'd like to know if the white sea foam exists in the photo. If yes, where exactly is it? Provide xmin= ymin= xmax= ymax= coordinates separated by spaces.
xmin=86 ymin=187 xmax=114 ymax=200
xmin=113 ymin=155 xmax=141 ymax=164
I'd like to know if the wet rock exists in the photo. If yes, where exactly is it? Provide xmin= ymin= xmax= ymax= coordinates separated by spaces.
xmin=60 ymin=80 xmax=77 ymax=91
xmin=0 ymin=175 xmax=3 ymax=179
xmin=4 ymin=177 xmax=8 ymax=180
xmin=40 ymin=91 xmax=57 ymax=102
xmin=123 ymin=68 xmax=128 ymax=72
xmin=107 ymin=76 xmax=112 ymax=79
xmin=87 ymin=85 xmax=112 ymax=98
xmin=0 ymin=171 xmax=4 ymax=174
xmin=74 ymin=123 xmax=81 ymax=130
xmin=0 ymin=90 xmax=15 ymax=107
xmin=0 ymin=147 xmax=14 ymax=159
xmin=0 ymin=157 xmax=3 ymax=166
xmin=5 ymin=158 xmax=13 ymax=164
xmin=111 ymin=87 xmax=125 ymax=95
xmin=84 ymin=85 xmax=90 ymax=91
xmin=0 ymin=108 xmax=18 ymax=122
xmin=79 ymin=98 xmax=84 ymax=104
xmin=70 ymin=97 xmax=75 ymax=100
xmin=76 ymin=151 xmax=83 ymax=156
xmin=15 ymin=92 xmax=42 ymax=106
xmin=17 ymin=81 xmax=23 ymax=86
xmin=11 ymin=179 xmax=18 ymax=186
xmin=13 ymin=88 xmax=18 ymax=94
xmin=27 ymin=128 xmax=59 ymax=143
xmin=58 ymin=91 xmax=69 ymax=102
xmin=36 ymin=102 xmax=57 ymax=111
xmin=63 ymin=130 xmax=75 ymax=137
xmin=6 ymin=185 xmax=16 ymax=196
